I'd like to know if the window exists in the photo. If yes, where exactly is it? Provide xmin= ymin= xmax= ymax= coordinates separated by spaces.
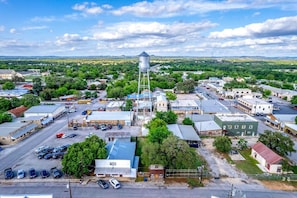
xmin=228 ymin=125 xmax=232 ymax=129
xmin=249 ymin=125 xmax=253 ymax=129
xmin=234 ymin=125 xmax=239 ymax=129
xmin=242 ymin=125 xmax=246 ymax=129
xmin=223 ymin=125 xmax=226 ymax=130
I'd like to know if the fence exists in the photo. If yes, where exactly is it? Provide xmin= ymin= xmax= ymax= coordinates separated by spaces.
xmin=249 ymin=173 xmax=297 ymax=181
xmin=165 ymin=169 xmax=210 ymax=178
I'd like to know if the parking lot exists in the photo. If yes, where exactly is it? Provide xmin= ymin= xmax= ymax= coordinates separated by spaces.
xmin=1 ymin=118 xmax=141 ymax=181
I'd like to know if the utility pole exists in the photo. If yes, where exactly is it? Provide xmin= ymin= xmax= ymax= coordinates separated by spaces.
xmin=67 ymin=180 xmax=72 ymax=198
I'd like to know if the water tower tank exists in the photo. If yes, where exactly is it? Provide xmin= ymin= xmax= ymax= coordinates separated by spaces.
xmin=139 ymin=51 xmax=150 ymax=73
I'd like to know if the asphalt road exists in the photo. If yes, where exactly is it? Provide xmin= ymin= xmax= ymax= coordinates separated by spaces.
xmin=1 ymin=183 xmax=297 ymax=198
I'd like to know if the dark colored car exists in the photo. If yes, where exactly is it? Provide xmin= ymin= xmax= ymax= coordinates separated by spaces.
xmin=97 ymin=179 xmax=109 ymax=189
xmin=29 ymin=168 xmax=37 ymax=179
xmin=51 ymin=167 xmax=62 ymax=178
xmin=44 ymin=153 xmax=53 ymax=160
xmin=40 ymin=169 xmax=50 ymax=178
xmin=107 ymin=124 xmax=112 ymax=129
xmin=68 ymin=133 xmax=77 ymax=138
xmin=38 ymin=152 xmax=48 ymax=159
xmin=52 ymin=152 xmax=65 ymax=159
xmin=4 ymin=168 xmax=14 ymax=179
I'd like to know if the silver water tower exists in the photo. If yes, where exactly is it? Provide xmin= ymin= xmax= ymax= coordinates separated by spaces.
xmin=136 ymin=52 xmax=152 ymax=121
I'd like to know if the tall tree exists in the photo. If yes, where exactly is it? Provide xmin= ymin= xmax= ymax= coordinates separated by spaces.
xmin=32 ymin=77 xmax=43 ymax=95
xmin=2 ymin=81 xmax=15 ymax=90
xmin=182 ymin=117 xmax=194 ymax=125
xmin=155 ymin=111 xmax=177 ymax=124
xmin=62 ymin=135 xmax=107 ymax=178
xmin=213 ymin=136 xmax=232 ymax=153
xmin=20 ymin=94 xmax=40 ymax=107
xmin=259 ymin=130 xmax=296 ymax=156
xmin=147 ymin=126 xmax=171 ymax=144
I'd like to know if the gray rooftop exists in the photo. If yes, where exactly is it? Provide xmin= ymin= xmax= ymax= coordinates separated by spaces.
xmin=199 ymin=100 xmax=230 ymax=114
xmin=167 ymin=124 xmax=201 ymax=141
xmin=194 ymin=121 xmax=221 ymax=132
xmin=186 ymin=114 xmax=214 ymax=122
xmin=25 ymin=104 xmax=64 ymax=114
xmin=0 ymin=121 xmax=31 ymax=136
xmin=216 ymin=114 xmax=257 ymax=122
xmin=274 ymin=114 xmax=297 ymax=122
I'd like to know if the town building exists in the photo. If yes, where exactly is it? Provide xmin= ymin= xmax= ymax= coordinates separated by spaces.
xmin=167 ymin=124 xmax=201 ymax=148
xmin=155 ymin=94 xmax=168 ymax=112
xmin=259 ymin=84 xmax=297 ymax=101
xmin=214 ymin=114 xmax=258 ymax=136
xmin=94 ymin=139 xmax=139 ymax=178
xmin=186 ymin=114 xmax=214 ymax=122
xmin=237 ymin=97 xmax=273 ymax=115
xmin=7 ymin=105 xmax=27 ymax=118
xmin=84 ymin=111 xmax=133 ymax=126
xmin=198 ymin=100 xmax=230 ymax=114
xmin=170 ymin=99 xmax=200 ymax=115
xmin=284 ymin=124 xmax=297 ymax=136
xmin=0 ymin=69 xmax=22 ymax=80
xmin=251 ymin=142 xmax=283 ymax=174
xmin=24 ymin=104 xmax=66 ymax=119
xmin=265 ymin=114 xmax=297 ymax=131
xmin=0 ymin=89 xmax=29 ymax=98
xmin=106 ymin=101 xmax=125 ymax=111
xmin=0 ymin=120 xmax=38 ymax=145
xmin=194 ymin=121 xmax=222 ymax=136
xmin=224 ymin=88 xmax=252 ymax=99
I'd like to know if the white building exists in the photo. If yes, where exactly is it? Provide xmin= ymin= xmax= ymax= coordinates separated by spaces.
xmin=224 ymin=88 xmax=252 ymax=99
xmin=24 ymin=104 xmax=65 ymax=119
xmin=155 ymin=94 xmax=168 ymax=112
xmin=251 ymin=142 xmax=283 ymax=174
xmin=259 ymin=84 xmax=297 ymax=101
xmin=237 ymin=97 xmax=273 ymax=115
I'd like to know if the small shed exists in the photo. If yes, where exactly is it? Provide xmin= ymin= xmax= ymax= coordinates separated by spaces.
xmin=149 ymin=164 xmax=164 ymax=179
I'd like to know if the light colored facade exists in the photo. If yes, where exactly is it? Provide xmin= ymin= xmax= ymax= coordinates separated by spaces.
xmin=259 ymin=84 xmax=297 ymax=101
xmin=284 ymin=124 xmax=297 ymax=136
xmin=0 ymin=69 xmax=19 ymax=80
xmin=170 ymin=99 xmax=200 ymax=115
xmin=251 ymin=142 xmax=282 ymax=174
xmin=198 ymin=100 xmax=230 ymax=114
xmin=106 ymin=101 xmax=125 ymax=111
xmin=214 ymin=114 xmax=258 ymax=136
xmin=237 ymin=97 xmax=273 ymax=115
xmin=224 ymin=88 xmax=252 ymax=99
xmin=84 ymin=111 xmax=133 ymax=126
xmin=155 ymin=94 xmax=168 ymax=112
xmin=24 ymin=104 xmax=65 ymax=119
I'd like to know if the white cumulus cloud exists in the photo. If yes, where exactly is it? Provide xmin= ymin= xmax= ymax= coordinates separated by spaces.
xmin=72 ymin=2 xmax=103 ymax=15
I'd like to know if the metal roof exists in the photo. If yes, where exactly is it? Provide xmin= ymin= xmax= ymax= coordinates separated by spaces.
xmin=25 ymin=104 xmax=64 ymax=114
xmin=194 ymin=121 xmax=221 ymax=132
xmin=11 ymin=123 xmax=38 ymax=139
xmin=186 ymin=114 xmax=214 ymax=122
xmin=0 ymin=121 xmax=28 ymax=136
xmin=252 ymin=142 xmax=283 ymax=164
xmin=274 ymin=114 xmax=297 ymax=122
xmin=215 ymin=114 xmax=257 ymax=122
xmin=139 ymin=51 xmax=149 ymax=57
xmin=167 ymin=124 xmax=201 ymax=141
xmin=106 ymin=140 xmax=136 ymax=167
xmin=199 ymin=100 xmax=230 ymax=114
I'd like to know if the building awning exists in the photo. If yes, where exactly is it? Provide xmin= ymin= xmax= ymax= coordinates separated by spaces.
xmin=41 ymin=117 xmax=53 ymax=125
xmin=94 ymin=167 xmax=130 ymax=175
xmin=265 ymin=117 xmax=279 ymax=125
xmin=11 ymin=123 xmax=37 ymax=139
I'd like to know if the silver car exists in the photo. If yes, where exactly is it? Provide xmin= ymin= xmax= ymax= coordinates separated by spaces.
xmin=17 ymin=169 xmax=25 ymax=179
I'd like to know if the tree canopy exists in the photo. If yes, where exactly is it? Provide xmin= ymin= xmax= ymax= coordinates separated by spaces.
xmin=182 ymin=117 xmax=194 ymax=125
xmin=213 ymin=136 xmax=232 ymax=153
xmin=2 ymin=81 xmax=15 ymax=90
xmin=155 ymin=111 xmax=177 ymax=124
xmin=166 ymin=92 xmax=177 ymax=100
xmin=62 ymin=135 xmax=107 ymax=178
xmin=176 ymin=79 xmax=195 ymax=93
xmin=258 ymin=130 xmax=296 ymax=156
xmin=141 ymin=135 xmax=202 ymax=169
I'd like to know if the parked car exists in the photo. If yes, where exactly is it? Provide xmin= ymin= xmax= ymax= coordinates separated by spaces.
xmin=97 ymin=179 xmax=109 ymax=189
xmin=35 ymin=145 xmax=50 ymax=154
xmin=38 ymin=152 xmax=47 ymax=159
xmin=40 ymin=169 xmax=50 ymax=178
xmin=56 ymin=133 xmax=64 ymax=138
xmin=107 ymin=124 xmax=112 ymax=129
xmin=17 ymin=169 xmax=25 ymax=179
xmin=0 ymin=146 xmax=3 ymax=152
xmin=100 ymin=124 xmax=108 ymax=131
xmin=44 ymin=153 xmax=53 ymax=160
xmin=61 ymin=134 xmax=68 ymax=139
xmin=67 ymin=133 xmax=77 ymax=138
xmin=109 ymin=178 xmax=120 ymax=189
xmin=4 ymin=168 xmax=14 ymax=179
xmin=52 ymin=152 xmax=65 ymax=159
xmin=117 ymin=124 xmax=123 ymax=130
xmin=73 ymin=126 xmax=78 ymax=130
xmin=29 ymin=168 xmax=37 ymax=179
xmin=51 ymin=167 xmax=62 ymax=178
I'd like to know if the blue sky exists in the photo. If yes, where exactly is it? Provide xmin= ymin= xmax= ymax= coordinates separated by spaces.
xmin=0 ymin=0 xmax=297 ymax=57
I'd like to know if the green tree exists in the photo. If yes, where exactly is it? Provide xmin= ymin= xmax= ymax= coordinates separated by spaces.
xmin=259 ymin=130 xmax=296 ymax=156
xmin=262 ymin=90 xmax=272 ymax=98
xmin=295 ymin=116 xmax=297 ymax=124
xmin=145 ymin=118 xmax=167 ymax=130
xmin=182 ymin=117 xmax=193 ymax=125
xmin=0 ymin=112 xmax=13 ymax=124
xmin=20 ymin=94 xmax=40 ymax=107
xmin=62 ymin=135 xmax=107 ymax=178
xmin=123 ymin=99 xmax=133 ymax=111
xmin=147 ymin=126 xmax=171 ymax=144
xmin=166 ymin=92 xmax=177 ymax=100
xmin=176 ymin=79 xmax=195 ymax=93
xmin=236 ymin=138 xmax=248 ymax=150
xmin=0 ymin=98 xmax=12 ymax=111
xmin=213 ymin=136 xmax=232 ymax=153
xmin=32 ymin=77 xmax=43 ymax=95
xmin=2 ymin=81 xmax=15 ymax=90
xmin=89 ymin=84 xmax=97 ymax=90
xmin=155 ymin=111 xmax=177 ymax=124
xmin=291 ymin=95 xmax=297 ymax=105
xmin=160 ymin=135 xmax=201 ymax=169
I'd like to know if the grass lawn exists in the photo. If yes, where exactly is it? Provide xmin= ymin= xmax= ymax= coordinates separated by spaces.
xmin=235 ymin=149 xmax=263 ymax=174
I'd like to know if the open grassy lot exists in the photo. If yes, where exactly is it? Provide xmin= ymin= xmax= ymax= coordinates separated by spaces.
xmin=235 ymin=149 xmax=263 ymax=174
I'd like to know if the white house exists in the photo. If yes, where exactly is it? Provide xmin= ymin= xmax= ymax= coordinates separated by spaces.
xmin=155 ymin=94 xmax=168 ymax=112
xmin=24 ymin=104 xmax=65 ymax=119
xmin=251 ymin=142 xmax=283 ymax=174
xmin=237 ymin=96 xmax=273 ymax=115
